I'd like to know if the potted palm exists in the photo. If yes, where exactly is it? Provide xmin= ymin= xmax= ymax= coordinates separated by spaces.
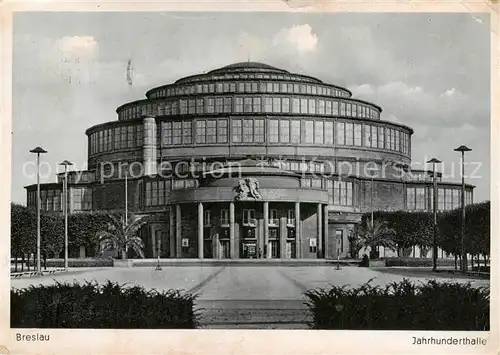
xmin=97 ymin=213 xmax=147 ymax=267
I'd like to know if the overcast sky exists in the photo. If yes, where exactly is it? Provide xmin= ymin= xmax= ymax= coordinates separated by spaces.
xmin=11 ymin=12 xmax=491 ymax=204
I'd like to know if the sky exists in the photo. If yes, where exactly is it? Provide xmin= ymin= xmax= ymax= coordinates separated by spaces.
xmin=11 ymin=12 xmax=491 ymax=204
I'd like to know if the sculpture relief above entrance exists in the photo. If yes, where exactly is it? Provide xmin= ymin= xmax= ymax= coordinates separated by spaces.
xmin=235 ymin=178 xmax=262 ymax=201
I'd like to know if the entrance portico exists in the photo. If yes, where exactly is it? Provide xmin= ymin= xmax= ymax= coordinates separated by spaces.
xmin=144 ymin=158 xmax=329 ymax=260
xmin=168 ymin=200 xmax=327 ymax=260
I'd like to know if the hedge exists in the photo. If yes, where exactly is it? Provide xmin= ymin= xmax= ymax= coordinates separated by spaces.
xmin=11 ymin=281 xmax=199 ymax=328
xmin=26 ymin=258 xmax=113 ymax=268
xmin=385 ymin=257 xmax=457 ymax=267
xmin=304 ymin=279 xmax=489 ymax=330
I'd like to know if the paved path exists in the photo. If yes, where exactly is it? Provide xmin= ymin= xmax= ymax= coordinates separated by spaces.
xmin=11 ymin=266 xmax=489 ymax=329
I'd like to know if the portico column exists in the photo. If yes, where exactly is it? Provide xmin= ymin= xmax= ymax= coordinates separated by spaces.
xmin=169 ymin=206 xmax=175 ymax=258
xmin=229 ymin=202 xmax=235 ymax=259
xmin=198 ymin=202 xmax=204 ymax=259
xmin=317 ymin=204 xmax=322 ymax=259
xmin=263 ymin=201 xmax=269 ymax=259
xmin=322 ymin=205 xmax=328 ymax=259
xmin=175 ymin=204 xmax=182 ymax=258
xmin=151 ymin=224 xmax=157 ymax=257
xmin=295 ymin=202 xmax=300 ymax=259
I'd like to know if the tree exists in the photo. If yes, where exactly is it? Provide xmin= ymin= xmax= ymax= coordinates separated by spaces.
xmin=11 ymin=204 xmax=36 ymax=271
xmin=414 ymin=213 xmax=433 ymax=258
xmin=40 ymin=212 xmax=64 ymax=260
xmin=348 ymin=225 xmax=363 ymax=259
xmin=381 ymin=211 xmax=416 ymax=257
xmin=69 ymin=212 xmax=110 ymax=257
xmin=357 ymin=218 xmax=396 ymax=259
xmin=437 ymin=202 xmax=490 ymax=270
xmin=464 ymin=202 xmax=490 ymax=268
xmin=97 ymin=213 xmax=148 ymax=260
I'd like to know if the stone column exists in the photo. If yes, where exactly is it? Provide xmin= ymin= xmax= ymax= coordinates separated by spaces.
xmin=151 ymin=224 xmax=157 ymax=257
xmin=229 ymin=202 xmax=235 ymax=259
xmin=198 ymin=202 xmax=204 ymax=259
xmin=142 ymin=116 xmax=157 ymax=176
xmin=295 ymin=202 xmax=300 ymax=259
xmin=175 ymin=204 xmax=182 ymax=258
xmin=322 ymin=206 xmax=328 ymax=259
xmin=263 ymin=201 xmax=269 ymax=259
xmin=213 ymin=232 xmax=219 ymax=259
xmin=280 ymin=217 xmax=287 ymax=259
xmin=317 ymin=203 xmax=322 ymax=259
xmin=169 ymin=206 xmax=175 ymax=258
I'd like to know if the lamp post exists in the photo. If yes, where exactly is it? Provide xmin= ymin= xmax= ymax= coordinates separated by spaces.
xmin=366 ymin=166 xmax=378 ymax=257
xmin=427 ymin=158 xmax=441 ymax=272
xmin=30 ymin=147 xmax=47 ymax=274
xmin=59 ymin=160 xmax=73 ymax=271
xmin=155 ymin=238 xmax=162 ymax=271
xmin=124 ymin=167 xmax=129 ymax=258
xmin=454 ymin=145 xmax=472 ymax=272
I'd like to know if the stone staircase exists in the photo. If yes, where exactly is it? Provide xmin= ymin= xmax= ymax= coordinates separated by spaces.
xmin=196 ymin=299 xmax=312 ymax=329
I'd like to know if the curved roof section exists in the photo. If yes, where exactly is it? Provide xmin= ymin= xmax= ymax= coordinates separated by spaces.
xmin=167 ymin=61 xmax=325 ymax=87
xmin=207 ymin=61 xmax=289 ymax=74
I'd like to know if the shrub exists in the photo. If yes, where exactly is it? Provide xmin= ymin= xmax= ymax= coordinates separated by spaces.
xmin=471 ymin=266 xmax=490 ymax=273
xmin=11 ymin=281 xmax=199 ymax=328
xmin=385 ymin=257 xmax=457 ymax=267
xmin=27 ymin=258 xmax=113 ymax=268
xmin=304 ymin=278 xmax=489 ymax=330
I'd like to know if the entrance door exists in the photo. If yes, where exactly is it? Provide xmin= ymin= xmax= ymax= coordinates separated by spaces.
xmin=269 ymin=240 xmax=279 ymax=258
xmin=203 ymin=240 xmax=213 ymax=259
xmin=327 ymin=225 xmax=337 ymax=259
xmin=219 ymin=240 xmax=230 ymax=259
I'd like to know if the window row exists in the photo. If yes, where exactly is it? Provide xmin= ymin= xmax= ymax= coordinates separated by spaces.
xmin=337 ymin=123 xmax=409 ymax=154
xmin=149 ymin=79 xmax=350 ymax=100
xmin=145 ymin=179 xmax=199 ymax=206
xmin=406 ymin=187 xmax=473 ymax=211
xmin=329 ymin=181 xmax=354 ymax=206
xmin=72 ymin=188 xmax=93 ymax=211
xmin=407 ymin=171 xmax=442 ymax=183
xmin=406 ymin=187 xmax=428 ymax=211
xmin=300 ymin=178 xmax=326 ymax=189
xmin=268 ymin=209 xmax=296 ymax=226
xmin=118 ymin=96 xmax=379 ymax=120
xmin=270 ymin=160 xmax=327 ymax=174
xmin=436 ymin=188 xmax=463 ymax=211
xmin=159 ymin=118 xmax=410 ymax=154
xmin=89 ymin=125 xmax=143 ymax=155
xmin=27 ymin=190 xmax=62 ymax=212
xmin=27 ymin=189 xmax=92 ymax=211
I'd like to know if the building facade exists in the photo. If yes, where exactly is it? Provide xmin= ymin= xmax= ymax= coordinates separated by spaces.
xmin=25 ymin=62 xmax=474 ymax=259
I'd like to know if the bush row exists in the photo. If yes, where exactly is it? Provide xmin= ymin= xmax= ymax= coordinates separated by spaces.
xmin=25 ymin=258 xmax=113 ymax=268
xmin=304 ymin=278 xmax=489 ymax=330
xmin=384 ymin=257 xmax=457 ymax=267
xmin=11 ymin=281 xmax=199 ymax=328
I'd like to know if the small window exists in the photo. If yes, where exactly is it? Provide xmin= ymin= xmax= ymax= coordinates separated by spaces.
xmin=204 ymin=210 xmax=211 ymax=226
xmin=220 ymin=209 xmax=230 ymax=225
xmin=243 ymin=209 xmax=256 ymax=225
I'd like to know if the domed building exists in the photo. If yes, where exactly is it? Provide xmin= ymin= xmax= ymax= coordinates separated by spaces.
xmin=26 ymin=62 xmax=474 ymax=259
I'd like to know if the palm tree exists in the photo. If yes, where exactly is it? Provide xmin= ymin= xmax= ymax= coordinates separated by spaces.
xmin=97 ymin=213 xmax=147 ymax=260
xmin=358 ymin=219 xmax=396 ymax=259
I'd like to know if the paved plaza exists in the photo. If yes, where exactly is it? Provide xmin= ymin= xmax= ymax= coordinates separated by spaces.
xmin=11 ymin=266 xmax=490 ymax=328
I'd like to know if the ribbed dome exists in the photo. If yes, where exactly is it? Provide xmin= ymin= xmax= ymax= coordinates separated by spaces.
xmin=207 ymin=61 xmax=289 ymax=74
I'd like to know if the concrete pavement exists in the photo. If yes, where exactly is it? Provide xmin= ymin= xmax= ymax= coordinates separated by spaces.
xmin=10 ymin=265 xmax=489 ymax=329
